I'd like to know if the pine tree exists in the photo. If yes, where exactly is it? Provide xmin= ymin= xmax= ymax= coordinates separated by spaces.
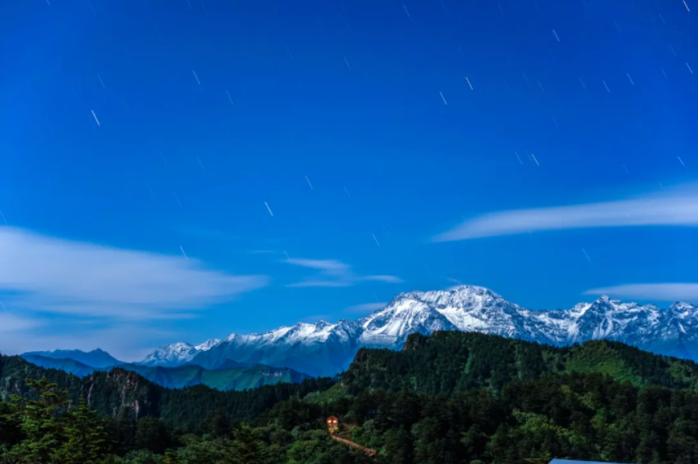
xmin=9 ymin=378 xmax=66 ymax=463
xmin=54 ymin=402 xmax=109 ymax=463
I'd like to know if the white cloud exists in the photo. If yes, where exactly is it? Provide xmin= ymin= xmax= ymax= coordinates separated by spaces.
xmin=0 ymin=313 xmax=40 ymax=332
xmin=0 ymin=227 xmax=267 ymax=320
xmin=287 ymin=279 xmax=352 ymax=288
xmin=361 ymin=275 xmax=403 ymax=283
xmin=584 ymin=283 xmax=698 ymax=302
xmin=284 ymin=257 xmax=401 ymax=288
xmin=284 ymin=258 xmax=350 ymax=275
xmin=343 ymin=302 xmax=386 ymax=314
xmin=433 ymin=185 xmax=697 ymax=242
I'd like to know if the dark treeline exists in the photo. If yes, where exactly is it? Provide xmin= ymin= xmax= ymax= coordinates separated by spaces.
xmin=0 ymin=332 xmax=697 ymax=463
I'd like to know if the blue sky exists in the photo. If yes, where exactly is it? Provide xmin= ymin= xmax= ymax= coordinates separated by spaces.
xmin=0 ymin=0 xmax=697 ymax=359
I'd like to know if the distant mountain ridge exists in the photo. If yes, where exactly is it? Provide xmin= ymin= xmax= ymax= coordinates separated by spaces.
xmin=19 ymin=352 xmax=306 ymax=391
xmin=21 ymin=354 xmax=99 ymax=378
xmin=143 ymin=285 xmax=698 ymax=376
xmin=23 ymin=348 xmax=120 ymax=369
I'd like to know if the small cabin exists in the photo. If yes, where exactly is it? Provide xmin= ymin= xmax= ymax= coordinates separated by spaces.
xmin=326 ymin=416 xmax=340 ymax=434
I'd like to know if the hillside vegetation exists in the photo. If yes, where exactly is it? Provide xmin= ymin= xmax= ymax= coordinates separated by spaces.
xmin=342 ymin=331 xmax=697 ymax=395
xmin=0 ymin=331 xmax=696 ymax=463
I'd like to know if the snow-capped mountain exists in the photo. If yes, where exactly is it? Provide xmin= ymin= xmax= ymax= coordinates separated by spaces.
xmin=140 ymin=339 xmax=221 ymax=367
xmin=189 ymin=321 xmax=362 ymax=377
xmin=359 ymin=296 xmax=456 ymax=346
xmin=361 ymin=286 xmax=554 ymax=346
xmin=139 ymin=285 xmax=698 ymax=376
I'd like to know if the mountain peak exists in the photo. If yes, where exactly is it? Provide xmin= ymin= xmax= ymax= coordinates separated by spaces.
xmin=448 ymin=284 xmax=502 ymax=295
xmin=195 ymin=338 xmax=220 ymax=351
xmin=397 ymin=284 xmax=504 ymax=302
xmin=87 ymin=348 xmax=110 ymax=354
xmin=137 ymin=285 xmax=698 ymax=373
xmin=139 ymin=341 xmax=199 ymax=367
xmin=359 ymin=297 xmax=455 ymax=346
xmin=670 ymin=301 xmax=697 ymax=311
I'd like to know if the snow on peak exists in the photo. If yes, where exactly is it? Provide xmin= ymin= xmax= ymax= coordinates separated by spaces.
xmin=360 ymin=297 xmax=455 ymax=345
xmin=220 ymin=320 xmax=360 ymax=348
xmin=140 ymin=342 xmax=197 ymax=366
xmin=142 ymin=285 xmax=698 ymax=369
xmin=398 ymin=284 xmax=505 ymax=307
xmin=195 ymin=338 xmax=221 ymax=351
xmin=141 ymin=338 xmax=221 ymax=366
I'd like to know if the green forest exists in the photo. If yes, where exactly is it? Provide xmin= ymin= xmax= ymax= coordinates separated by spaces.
xmin=1 ymin=332 xmax=697 ymax=464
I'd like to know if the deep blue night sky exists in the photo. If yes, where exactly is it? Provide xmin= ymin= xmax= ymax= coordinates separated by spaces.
xmin=0 ymin=0 xmax=696 ymax=358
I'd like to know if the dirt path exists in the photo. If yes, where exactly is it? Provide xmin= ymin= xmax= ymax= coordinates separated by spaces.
xmin=330 ymin=434 xmax=377 ymax=457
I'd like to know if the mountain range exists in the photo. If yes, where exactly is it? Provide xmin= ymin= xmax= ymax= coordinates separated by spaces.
xmin=21 ymin=350 xmax=307 ymax=391
xmin=137 ymin=285 xmax=699 ymax=376
xmin=21 ymin=285 xmax=698 ymax=379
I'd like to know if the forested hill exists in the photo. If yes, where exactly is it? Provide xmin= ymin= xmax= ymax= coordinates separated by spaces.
xmin=342 ymin=331 xmax=698 ymax=395
xmin=0 ymin=354 xmax=333 ymax=431
xmin=1 ymin=332 xmax=697 ymax=463
xmin=2 ymin=332 xmax=696 ymax=426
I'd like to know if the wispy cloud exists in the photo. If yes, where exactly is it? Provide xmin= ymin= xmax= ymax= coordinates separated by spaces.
xmin=286 ymin=279 xmax=351 ymax=288
xmin=433 ymin=185 xmax=697 ymax=242
xmin=584 ymin=283 xmax=698 ymax=302
xmin=361 ymin=275 xmax=403 ymax=283
xmin=343 ymin=302 xmax=387 ymax=314
xmin=0 ymin=227 xmax=267 ymax=320
xmin=284 ymin=257 xmax=401 ymax=288
xmin=0 ymin=313 xmax=40 ymax=332
xmin=285 ymin=258 xmax=350 ymax=275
